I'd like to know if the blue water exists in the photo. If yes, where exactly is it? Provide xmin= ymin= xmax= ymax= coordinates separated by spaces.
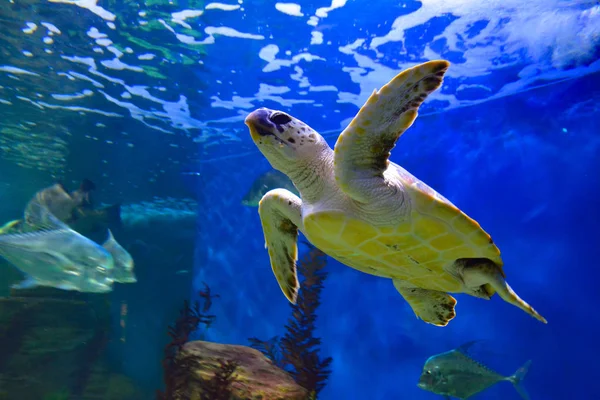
xmin=1 ymin=0 xmax=599 ymax=399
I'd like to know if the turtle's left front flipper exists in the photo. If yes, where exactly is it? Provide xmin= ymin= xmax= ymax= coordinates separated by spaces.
xmin=333 ymin=60 xmax=450 ymax=203
xmin=258 ymin=189 xmax=303 ymax=304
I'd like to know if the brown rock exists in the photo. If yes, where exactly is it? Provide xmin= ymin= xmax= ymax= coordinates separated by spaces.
xmin=180 ymin=340 xmax=309 ymax=400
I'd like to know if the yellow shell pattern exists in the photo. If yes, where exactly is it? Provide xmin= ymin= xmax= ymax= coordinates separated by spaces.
xmin=303 ymin=170 xmax=502 ymax=294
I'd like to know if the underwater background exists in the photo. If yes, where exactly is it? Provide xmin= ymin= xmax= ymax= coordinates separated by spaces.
xmin=0 ymin=0 xmax=599 ymax=399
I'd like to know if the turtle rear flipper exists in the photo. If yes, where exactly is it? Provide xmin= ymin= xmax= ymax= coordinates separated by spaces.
xmin=460 ymin=259 xmax=547 ymax=324
xmin=393 ymin=279 xmax=457 ymax=327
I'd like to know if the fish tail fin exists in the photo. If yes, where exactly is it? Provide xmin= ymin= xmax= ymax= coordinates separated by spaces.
xmin=79 ymin=178 xmax=96 ymax=192
xmin=508 ymin=360 xmax=531 ymax=400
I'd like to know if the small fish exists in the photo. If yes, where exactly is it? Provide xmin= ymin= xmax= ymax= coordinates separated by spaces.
xmin=102 ymin=230 xmax=136 ymax=284
xmin=242 ymin=169 xmax=299 ymax=207
xmin=417 ymin=341 xmax=531 ymax=400
xmin=0 ymin=202 xmax=115 ymax=293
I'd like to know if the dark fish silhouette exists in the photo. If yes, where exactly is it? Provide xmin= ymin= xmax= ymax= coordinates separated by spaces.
xmin=25 ymin=179 xmax=95 ymax=223
xmin=22 ymin=179 xmax=120 ymax=235
xmin=242 ymin=170 xmax=299 ymax=207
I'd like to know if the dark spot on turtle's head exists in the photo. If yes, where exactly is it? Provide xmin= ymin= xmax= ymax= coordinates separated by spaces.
xmin=246 ymin=107 xmax=329 ymax=172
xmin=269 ymin=112 xmax=292 ymax=125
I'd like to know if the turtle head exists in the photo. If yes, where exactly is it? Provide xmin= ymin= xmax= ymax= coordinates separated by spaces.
xmin=245 ymin=108 xmax=328 ymax=172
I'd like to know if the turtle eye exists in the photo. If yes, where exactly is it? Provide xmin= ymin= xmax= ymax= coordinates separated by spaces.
xmin=270 ymin=112 xmax=292 ymax=125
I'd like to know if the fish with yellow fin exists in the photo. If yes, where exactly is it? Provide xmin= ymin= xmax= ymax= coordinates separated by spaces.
xmin=0 ymin=201 xmax=115 ymax=293
xmin=417 ymin=341 xmax=531 ymax=400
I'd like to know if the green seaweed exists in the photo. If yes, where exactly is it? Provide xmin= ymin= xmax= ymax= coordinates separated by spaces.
xmin=249 ymin=244 xmax=333 ymax=398
xmin=157 ymin=283 xmax=239 ymax=400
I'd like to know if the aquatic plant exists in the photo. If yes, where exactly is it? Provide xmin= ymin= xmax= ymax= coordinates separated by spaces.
xmin=195 ymin=359 xmax=239 ymax=400
xmin=157 ymin=283 xmax=216 ymax=399
xmin=249 ymin=243 xmax=333 ymax=397
xmin=157 ymin=283 xmax=239 ymax=400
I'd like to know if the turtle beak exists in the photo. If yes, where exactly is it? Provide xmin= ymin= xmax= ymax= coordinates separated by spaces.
xmin=245 ymin=108 xmax=276 ymax=141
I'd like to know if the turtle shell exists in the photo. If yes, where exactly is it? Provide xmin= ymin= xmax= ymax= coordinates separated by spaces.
xmin=302 ymin=169 xmax=502 ymax=294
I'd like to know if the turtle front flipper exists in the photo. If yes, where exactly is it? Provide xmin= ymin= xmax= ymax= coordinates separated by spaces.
xmin=459 ymin=259 xmax=547 ymax=324
xmin=258 ymin=189 xmax=303 ymax=304
xmin=333 ymin=60 xmax=449 ymax=203
xmin=393 ymin=279 xmax=457 ymax=327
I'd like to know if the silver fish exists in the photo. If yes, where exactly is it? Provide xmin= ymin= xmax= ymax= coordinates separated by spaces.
xmin=0 ymin=203 xmax=115 ymax=293
xmin=417 ymin=341 xmax=531 ymax=400
xmin=102 ymin=230 xmax=136 ymax=284
xmin=242 ymin=169 xmax=299 ymax=207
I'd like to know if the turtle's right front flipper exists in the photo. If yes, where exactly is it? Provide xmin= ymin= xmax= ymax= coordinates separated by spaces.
xmin=258 ymin=189 xmax=303 ymax=304
xmin=393 ymin=279 xmax=457 ymax=327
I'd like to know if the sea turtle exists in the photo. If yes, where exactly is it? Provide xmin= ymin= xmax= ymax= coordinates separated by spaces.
xmin=244 ymin=60 xmax=546 ymax=326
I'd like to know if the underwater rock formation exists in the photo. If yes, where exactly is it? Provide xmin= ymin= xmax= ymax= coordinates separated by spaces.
xmin=0 ymin=287 xmax=143 ymax=399
xmin=158 ymin=284 xmax=308 ymax=400
xmin=177 ymin=341 xmax=309 ymax=400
